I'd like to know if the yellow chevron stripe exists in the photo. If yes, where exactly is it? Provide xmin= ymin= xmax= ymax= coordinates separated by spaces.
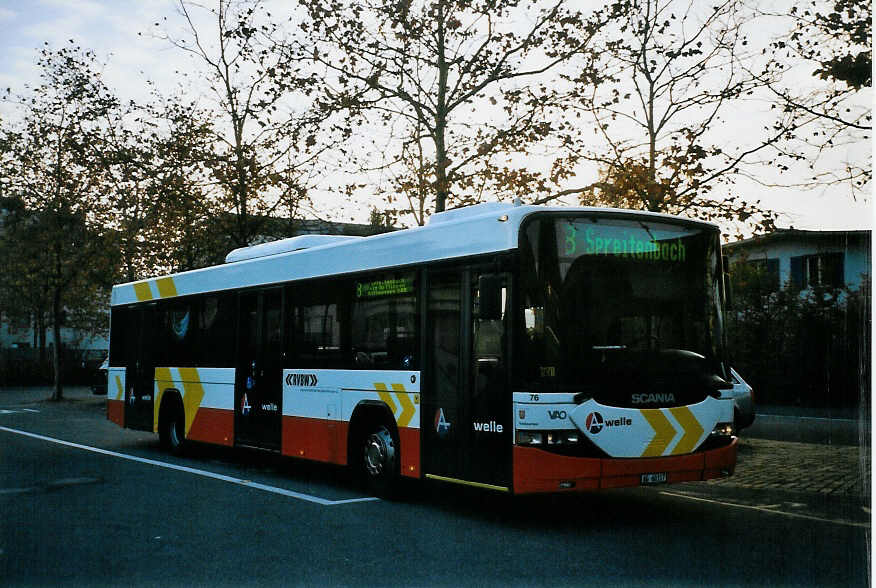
xmin=133 ymin=282 xmax=153 ymax=301
xmin=153 ymin=367 xmax=173 ymax=432
xmin=669 ymin=406 xmax=704 ymax=454
xmin=396 ymin=392 xmax=415 ymax=427
xmin=374 ymin=382 xmax=418 ymax=428
xmin=113 ymin=375 xmax=124 ymax=401
xmin=374 ymin=383 xmax=398 ymax=415
xmin=155 ymin=277 xmax=178 ymax=298
xmin=177 ymin=367 xmax=205 ymax=436
xmin=641 ymin=409 xmax=676 ymax=457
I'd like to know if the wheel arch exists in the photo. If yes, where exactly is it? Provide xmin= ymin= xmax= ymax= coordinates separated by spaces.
xmin=347 ymin=400 xmax=399 ymax=467
xmin=157 ymin=387 xmax=184 ymax=434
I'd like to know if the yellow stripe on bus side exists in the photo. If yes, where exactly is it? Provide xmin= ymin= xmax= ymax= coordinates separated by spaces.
xmin=374 ymin=383 xmax=398 ymax=415
xmin=177 ymin=368 xmax=205 ymax=436
xmin=133 ymin=282 xmax=153 ymax=301
xmin=114 ymin=375 xmax=124 ymax=401
xmin=155 ymin=277 xmax=178 ymax=298
xmin=153 ymin=367 xmax=173 ymax=433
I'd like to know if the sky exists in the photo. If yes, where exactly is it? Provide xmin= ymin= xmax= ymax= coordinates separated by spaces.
xmin=0 ymin=0 xmax=871 ymax=234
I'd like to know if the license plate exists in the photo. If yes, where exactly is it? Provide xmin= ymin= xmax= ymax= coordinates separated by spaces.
xmin=641 ymin=472 xmax=667 ymax=485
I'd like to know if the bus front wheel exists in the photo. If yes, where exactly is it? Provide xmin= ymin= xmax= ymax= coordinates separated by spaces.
xmin=360 ymin=424 xmax=398 ymax=498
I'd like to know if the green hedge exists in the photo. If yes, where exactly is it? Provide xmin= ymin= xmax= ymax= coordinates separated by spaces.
xmin=726 ymin=266 xmax=870 ymax=408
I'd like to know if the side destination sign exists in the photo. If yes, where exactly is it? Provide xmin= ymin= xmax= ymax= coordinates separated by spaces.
xmin=356 ymin=277 xmax=414 ymax=298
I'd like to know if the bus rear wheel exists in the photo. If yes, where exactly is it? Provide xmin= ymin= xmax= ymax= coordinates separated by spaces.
xmin=159 ymin=397 xmax=186 ymax=456
xmin=360 ymin=424 xmax=398 ymax=498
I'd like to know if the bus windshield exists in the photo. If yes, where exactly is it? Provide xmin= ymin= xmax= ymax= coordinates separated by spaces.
xmin=518 ymin=215 xmax=728 ymax=404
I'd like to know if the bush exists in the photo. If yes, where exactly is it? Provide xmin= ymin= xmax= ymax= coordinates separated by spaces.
xmin=726 ymin=268 xmax=870 ymax=409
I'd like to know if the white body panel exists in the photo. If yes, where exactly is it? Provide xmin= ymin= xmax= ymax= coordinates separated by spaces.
xmin=107 ymin=367 xmax=126 ymax=402
xmin=154 ymin=367 xmax=236 ymax=411
xmin=568 ymin=396 xmax=733 ymax=458
xmin=513 ymin=393 xmax=577 ymax=431
xmin=283 ymin=369 xmax=421 ymax=428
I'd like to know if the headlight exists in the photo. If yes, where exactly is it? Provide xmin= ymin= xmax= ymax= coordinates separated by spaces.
xmin=710 ymin=422 xmax=734 ymax=437
xmin=516 ymin=431 xmax=543 ymax=445
xmin=517 ymin=431 xmax=580 ymax=446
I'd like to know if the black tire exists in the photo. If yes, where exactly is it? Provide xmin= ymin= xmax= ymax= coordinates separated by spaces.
xmin=359 ymin=424 xmax=399 ymax=498
xmin=159 ymin=397 xmax=186 ymax=455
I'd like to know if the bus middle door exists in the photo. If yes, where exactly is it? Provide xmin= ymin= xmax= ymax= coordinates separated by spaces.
xmin=423 ymin=269 xmax=511 ymax=491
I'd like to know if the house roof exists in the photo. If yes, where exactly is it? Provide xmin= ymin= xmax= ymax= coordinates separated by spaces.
xmin=724 ymin=228 xmax=871 ymax=250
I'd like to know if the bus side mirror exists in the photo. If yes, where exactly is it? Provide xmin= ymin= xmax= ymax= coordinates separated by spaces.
xmin=478 ymin=274 xmax=503 ymax=321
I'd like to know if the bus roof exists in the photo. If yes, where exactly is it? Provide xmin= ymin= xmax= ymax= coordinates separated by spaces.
xmin=111 ymin=203 xmax=717 ymax=307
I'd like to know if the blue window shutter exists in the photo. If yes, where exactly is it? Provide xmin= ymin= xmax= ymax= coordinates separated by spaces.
xmin=790 ymin=256 xmax=804 ymax=289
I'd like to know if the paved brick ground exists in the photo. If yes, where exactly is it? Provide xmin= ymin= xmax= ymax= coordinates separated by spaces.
xmin=703 ymin=437 xmax=870 ymax=499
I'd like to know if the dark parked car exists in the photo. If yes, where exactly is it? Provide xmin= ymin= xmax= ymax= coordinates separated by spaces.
xmin=90 ymin=357 xmax=109 ymax=395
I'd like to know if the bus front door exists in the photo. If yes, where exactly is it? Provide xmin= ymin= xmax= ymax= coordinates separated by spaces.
xmin=235 ymin=289 xmax=283 ymax=450
xmin=423 ymin=269 xmax=511 ymax=491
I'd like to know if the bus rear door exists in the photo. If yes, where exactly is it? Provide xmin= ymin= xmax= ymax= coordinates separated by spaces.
xmin=235 ymin=288 xmax=284 ymax=450
xmin=124 ymin=306 xmax=156 ymax=431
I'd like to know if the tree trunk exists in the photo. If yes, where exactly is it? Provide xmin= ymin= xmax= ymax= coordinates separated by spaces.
xmin=51 ymin=286 xmax=63 ymax=401
xmin=38 ymin=309 xmax=47 ymax=374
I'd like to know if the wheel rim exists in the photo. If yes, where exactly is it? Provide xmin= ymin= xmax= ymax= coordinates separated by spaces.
xmin=363 ymin=427 xmax=395 ymax=477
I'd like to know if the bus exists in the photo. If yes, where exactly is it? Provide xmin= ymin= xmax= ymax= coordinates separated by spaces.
xmin=106 ymin=202 xmax=738 ymax=495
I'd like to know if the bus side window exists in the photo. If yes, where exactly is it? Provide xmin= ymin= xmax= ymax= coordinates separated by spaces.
xmin=197 ymin=294 xmax=235 ymax=367
xmin=162 ymin=300 xmax=197 ymax=367
xmin=289 ymin=280 xmax=350 ymax=369
xmin=109 ymin=307 xmax=130 ymax=366
xmin=351 ymin=272 xmax=417 ymax=370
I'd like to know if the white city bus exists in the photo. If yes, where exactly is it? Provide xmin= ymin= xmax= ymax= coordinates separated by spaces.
xmin=107 ymin=202 xmax=738 ymax=495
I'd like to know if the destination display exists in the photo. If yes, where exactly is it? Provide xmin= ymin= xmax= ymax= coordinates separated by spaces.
xmin=559 ymin=220 xmax=690 ymax=262
xmin=355 ymin=276 xmax=415 ymax=298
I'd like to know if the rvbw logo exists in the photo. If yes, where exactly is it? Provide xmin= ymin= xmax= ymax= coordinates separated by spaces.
xmin=285 ymin=373 xmax=318 ymax=386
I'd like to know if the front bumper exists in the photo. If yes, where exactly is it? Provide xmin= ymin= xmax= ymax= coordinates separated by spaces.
xmin=512 ymin=437 xmax=737 ymax=494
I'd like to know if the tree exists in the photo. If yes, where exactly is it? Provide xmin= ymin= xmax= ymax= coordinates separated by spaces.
xmin=0 ymin=195 xmax=52 ymax=365
xmin=554 ymin=0 xmax=783 ymax=233
xmin=99 ymin=88 xmax=222 ymax=281
xmin=0 ymin=44 xmax=117 ymax=400
xmin=154 ymin=0 xmax=333 ymax=248
xmin=296 ymin=0 xmax=617 ymax=219
xmin=758 ymin=0 xmax=871 ymax=192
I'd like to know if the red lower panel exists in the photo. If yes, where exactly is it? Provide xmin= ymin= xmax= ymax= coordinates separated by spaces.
xmin=107 ymin=399 xmax=124 ymax=427
xmin=398 ymin=427 xmax=420 ymax=479
xmin=281 ymin=416 xmax=421 ymax=478
xmin=512 ymin=438 xmax=738 ymax=494
xmin=282 ymin=416 xmax=348 ymax=464
xmin=188 ymin=407 xmax=234 ymax=446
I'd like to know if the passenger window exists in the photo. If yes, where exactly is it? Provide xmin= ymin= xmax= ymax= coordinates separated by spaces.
xmin=352 ymin=273 xmax=418 ymax=370
xmin=197 ymin=294 xmax=235 ymax=367
xmin=289 ymin=280 xmax=349 ymax=368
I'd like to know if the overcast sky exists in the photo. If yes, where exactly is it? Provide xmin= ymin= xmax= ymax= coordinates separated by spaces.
xmin=0 ymin=0 xmax=871 ymax=233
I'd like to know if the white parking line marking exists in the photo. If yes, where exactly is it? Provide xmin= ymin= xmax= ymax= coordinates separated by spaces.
xmin=660 ymin=490 xmax=869 ymax=528
xmin=0 ymin=426 xmax=378 ymax=506
xmin=756 ymin=414 xmax=856 ymax=423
